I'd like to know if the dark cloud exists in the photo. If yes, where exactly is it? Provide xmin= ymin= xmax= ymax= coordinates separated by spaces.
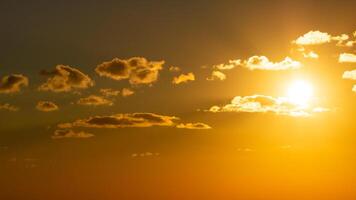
xmin=36 ymin=101 xmax=59 ymax=112
xmin=0 ymin=74 xmax=29 ymax=94
xmin=95 ymin=57 xmax=164 ymax=85
xmin=39 ymin=65 xmax=94 ymax=92
xmin=77 ymin=95 xmax=113 ymax=106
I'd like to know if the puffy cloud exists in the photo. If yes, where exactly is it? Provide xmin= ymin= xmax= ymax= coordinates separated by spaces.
xmin=52 ymin=129 xmax=94 ymax=139
xmin=0 ymin=103 xmax=19 ymax=111
xmin=169 ymin=66 xmax=181 ymax=72
xmin=342 ymin=69 xmax=356 ymax=80
xmin=58 ymin=113 xmax=178 ymax=129
xmin=176 ymin=122 xmax=212 ymax=129
xmin=0 ymin=74 xmax=29 ymax=94
xmin=207 ymin=95 xmax=327 ymax=117
xmin=95 ymin=57 xmax=164 ymax=85
xmin=121 ymin=88 xmax=134 ymax=97
xmin=100 ymin=88 xmax=120 ymax=97
xmin=303 ymin=51 xmax=319 ymax=59
xmin=213 ymin=59 xmax=241 ymax=70
xmin=172 ymin=72 xmax=195 ymax=84
xmin=77 ymin=95 xmax=113 ymax=106
xmin=353 ymin=85 xmax=356 ymax=93
xmin=36 ymin=101 xmax=59 ymax=112
xmin=206 ymin=70 xmax=226 ymax=81
xmin=339 ymin=53 xmax=356 ymax=63
xmin=294 ymin=31 xmax=332 ymax=45
xmin=39 ymin=65 xmax=93 ymax=92
xmin=244 ymin=56 xmax=301 ymax=70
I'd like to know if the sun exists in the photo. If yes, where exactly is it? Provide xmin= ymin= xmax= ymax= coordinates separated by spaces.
xmin=287 ymin=80 xmax=314 ymax=107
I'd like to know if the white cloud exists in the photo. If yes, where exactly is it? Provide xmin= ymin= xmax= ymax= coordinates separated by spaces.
xmin=294 ymin=31 xmax=332 ymax=45
xmin=244 ymin=56 xmax=301 ymax=70
xmin=339 ymin=53 xmax=356 ymax=63
xmin=342 ymin=69 xmax=356 ymax=80
xmin=206 ymin=70 xmax=226 ymax=81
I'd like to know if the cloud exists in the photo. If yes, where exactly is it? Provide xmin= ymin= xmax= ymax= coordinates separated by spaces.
xmin=0 ymin=103 xmax=19 ymax=111
xmin=100 ymin=88 xmax=120 ymax=97
xmin=132 ymin=152 xmax=160 ymax=158
xmin=95 ymin=57 xmax=164 ymax=85
xmin=77 ymin=95 xmax=113 ymax=106
xmin=122 ymin=88 xmax=134 ymax=97
xmin=0 ymin=74 xmax=29 ymax=94
xmin=39 ymin=65 xmax=94 ymax=92
xmin=353 ymin=85 xmax=356 ymax=93
xmin=213 ymin=59 xmax=241 ymax=70
xmin=303 ymin=51 xmax=319 ymax=59
xmin=243 ymin=56 xmax=301 ymax=70
xmin=342 ymin=69 xmax=356 ymax=80
xmin=207 ymin=95 xmax=327 ymax=117
xmin=339 ymin=53 xmax=356 ymax=63
xmin=206 ymin=70 xmax=226 ymax=81
xmin=172 ymin=72 xmax=195 ymax=84
xmin=58 ymin=113 xmax=178 ymax=129
xmin=333 ymin=34 xmax=350 ymax=46
xmin=52 ymin=129 xmax=94 ymax=139
xmin=294 ymin=31 xmax=332 ymax=45
xmin=176 ymin=122 xmax=212 ymax=129
xmin=36 ymin=101 xmax=59 ymax=112
xmin=169 ymin=66 xmax=181 ymax=72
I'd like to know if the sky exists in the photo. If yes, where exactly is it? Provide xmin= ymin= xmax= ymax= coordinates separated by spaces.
xmin=0 ymin=1 xmax=356 ymax=199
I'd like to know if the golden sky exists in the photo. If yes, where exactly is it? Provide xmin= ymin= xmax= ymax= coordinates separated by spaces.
xmin=0 ymin=1 xmax=356 ymax=199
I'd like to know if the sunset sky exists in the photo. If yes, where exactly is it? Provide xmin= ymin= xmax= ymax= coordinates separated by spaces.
xmin=1 ymin=1 xmax=356 ymax=199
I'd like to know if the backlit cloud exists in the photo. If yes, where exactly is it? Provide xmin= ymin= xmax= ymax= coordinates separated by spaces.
xmin=121 ymin=88 xmax=134 ymax=97
xmin=0 ymin=103 xmax=19 ymax=111
xmin=303 ymin=51 xmax=319 ymax=59
xmin=95 ymin=57 xmax=164 ymax=85
xmin=342 ymin=69 xmax=356 ymax=80
xmin=243 ymin=56 xmax=301 ymax=70
xmin=77 ymin=95 xmax=113 ymax=106
xmin=353 ymin=85 xmax=356 ymax=92
xmin=206 ymin=70 xmax=226 ymax=81
xmin=169 ymin=66 xmax=181 ymax=72
xmin=58 ymin=113 xmax=178 ymax=129
xmin=339 ymin=53 xmax=356 ymax=63
xmin=100 ymin=88 xmax=121 ymax=97
xmin=294 ymin=31 xmax=332 ymax=45
xmin=176 ymin=122 xmax=212 ymax=129
xmin=213 ymin=59 xmax=241 ymax=70
xmin=36 ymin=101 xmax=59 ymax=112
xmin=52 ymin=129 xmax=94 ymax=139
xmin=172 ymin=72 xmax=195 ymax=84
xmin=39 ymin=65 xmax=94 ymax=92
xmin=0 ymin=74 xmax=29 ymax=94
xmin=207 ymin=95 xmax=327 ymax=117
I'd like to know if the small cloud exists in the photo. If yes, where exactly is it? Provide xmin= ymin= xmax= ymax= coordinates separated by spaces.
xmin=0 ymin=74 xmax=29 ymax=94
xmin=0 ymin=103 xmax=19 ymax=111
xmin=132 ymin=152 xmax=160 ymax=158
xmin=302 ymin=51 xmax=319 ymax=59
xmin=36 ymin=101 xmax=59 ymax=112
xmin=342 ymin=69 xmax=356 ymax=80
xmin=77 ymin=95 xmax=113 ymax=106
xmin=100 ymin=88 xmax=120 ymax=97
xmin=58 ymin=113 xmax=178 ymax=129
xmin=176 ymin=122 xmax=212 ymax=129
xmin=213 ymin=59 xmax=241 ymax=70
xmin=169 ymin=66 xmax=181 ymax=72
xmin=353 ymin=85 xmax=356 ymax=93
xmin=294 ymin=30 xmax=332 ymax=45
xmin=39 ymin=65 xmax=93 ymax=92
xmin=244 ymin=56 xmax=301 ymax=70
xmin=122 ymin=88 xmax=134 ymax=97
xmin=172 ymin=72 xmax=195 ymax=84
xmin=95 ymin=57 xmax=164 ymax=85
xmin=52 ymin=129 xmax=94 ymax=139
xmin=333 ymin=34 xmax=350 ymax=46
xmin=339 ymin=53 xmax=356 ymax=63
xmin=206 ymin=70 xmax=226 ymax=81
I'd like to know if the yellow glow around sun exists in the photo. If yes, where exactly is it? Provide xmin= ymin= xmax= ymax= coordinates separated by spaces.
xmin=287 ymin=80 xmax=314 ymax=107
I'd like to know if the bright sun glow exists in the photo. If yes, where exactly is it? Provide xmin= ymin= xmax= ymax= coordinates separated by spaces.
xmin=287 ymin=80 xmax=314 ymax=107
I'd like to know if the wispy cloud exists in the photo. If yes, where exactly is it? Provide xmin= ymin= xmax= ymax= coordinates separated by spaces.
xmin=0 ymin=103 xmax=19 ymax=111
xmin=52 ymin=129 xmax=94 ymax=139
xmin=176 ymin=122 xmax=212 ymax=129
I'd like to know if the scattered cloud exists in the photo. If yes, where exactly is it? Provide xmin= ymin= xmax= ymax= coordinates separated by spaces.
xmin=0 ymin=74 xmax=29 ymax=94
xmin=294 ymin=31 xmax=332 ymax=45
xmin=342 ymin=69 xmax=356 ymax=80
xmin=172 ymin=72 xmax=195 ymax=84
xmin=176 ymin=122 xmax=212 ymax=129
xmin=243 ymin=56 xmax=301 ymax=70
xmin=169 ymin=66 xmax=181 ymax=72
xmin=77 ymin=95 xmax=113 ymax=106
xmin=95 ymin=57 xmax=164 ymax=85
xmin=213 ymin=59 xmax=241 ymax=70
xmin=207 ymin=95 xmax=327 ymax=117
xmin=0 ymin=103 xmax=19 ymax=111
xmin=36 ymin=101 xmax=59 ymax=112
xmin=39 ymin=65 xmax=94 ymax=92
xmin=303 ymin=51 xmax=319 ymax=59
xmin=58 ymin=113 xmax=178 ymax=129
xmin=52 ymin=129 xmax=94 ymax=139
xmin=206 ymin=70 xmax=226 ymax=81
xmin=100 ymin=88 xmax=120 ymax=97
xmin=339 ymin=53 xmax=356 ymax=63
xmin=122 ymin=88 xmax=134 ymax=97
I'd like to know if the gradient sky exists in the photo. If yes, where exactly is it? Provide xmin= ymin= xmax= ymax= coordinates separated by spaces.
xmin=1 ymin=1 xmax=356 ymax=199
